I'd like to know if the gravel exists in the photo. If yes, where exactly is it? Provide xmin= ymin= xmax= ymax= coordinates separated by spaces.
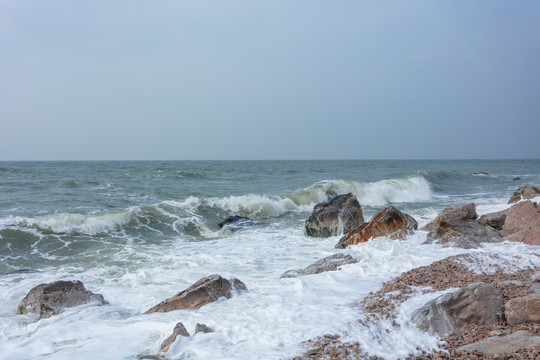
xmin=291 ymin=253 xmax=540 ymax=360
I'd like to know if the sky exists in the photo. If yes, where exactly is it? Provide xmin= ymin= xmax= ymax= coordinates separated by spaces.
xmin=1 ymin=0 xmax=539 ymax=161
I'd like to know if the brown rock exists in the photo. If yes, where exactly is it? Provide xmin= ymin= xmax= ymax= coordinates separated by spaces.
xmin=504 ymin=293 xmax=540 ymax=325
xmin=144 ymin=274 xmax=247 ymax=314
xmin=457 ymin=331 xmax=540 ymax=355
xmin=195 ymin=323 xmax=214 ymax=334
xmin=424 ymin=219 xmax=502 ymax=249
xmin=421 ymin=203 xmax=478 ymax=232
xmin=335 ymin=206 xmax=417 ymax=248
xmin=305 ymin=193 xmax=364 ymax=238
xmin=17 ymin=280 xmax=108 ymax=318
xmin=160 ymin=322 xmax=189 ymax=353
xmin=412 ymin=282 xmax=503 ymax=335
xmin=508 ymin=185 xmax=540 ymax=203
xmin=280 ymin=253 xmax=357 ymax=278
xmin=500 ymin=200 xmax=540 ymax=245
xmin=477 ymin=208 xmax=508 ymax=230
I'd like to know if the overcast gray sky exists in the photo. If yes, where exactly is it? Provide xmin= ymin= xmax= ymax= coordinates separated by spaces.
xmin=1 ymin=1 xmax=539 ymax=160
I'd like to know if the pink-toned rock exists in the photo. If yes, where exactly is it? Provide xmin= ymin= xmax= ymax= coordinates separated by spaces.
xmin=420 ymin=203 xmax=478 ymax=232
xmin=504 ymin=293 xmax=540 ymax=325
xmin=500 ymin=201 xmax=540 ymax=245
xmin=144 ymin=274 xmax=247 ymax=314
xmin=335 ymin=206 xmax=417 ymax=248
xmin=508 ymin=185 xmax=540 ymax=204
xmin=305 ymin=193 xmax=364 ymax=238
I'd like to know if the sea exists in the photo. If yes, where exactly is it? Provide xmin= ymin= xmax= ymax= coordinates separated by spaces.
xmin=1 ymin=159 xmax=539 ymax=360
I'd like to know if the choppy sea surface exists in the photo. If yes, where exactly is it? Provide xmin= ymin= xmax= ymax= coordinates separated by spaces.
xmin=1 ymin=160 xmax=539 ymax=359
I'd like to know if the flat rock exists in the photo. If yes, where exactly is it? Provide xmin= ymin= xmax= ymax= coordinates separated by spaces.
xmin=500 ymin=200 xmax=540 ymax=245
xmin=280 ymin=253 xmax=357 ymax=278
xmin=424 ymin=219 xmax=502 ymax=249
xmin=457 ymin=331 xmax=540 ymax=355
xmin=508 ymin=185 xmax=540 ymax=203
xmin=421 ymin=203 xmax=478 ymax=232
xmin=305 ymin=193 xmax=364 ymax=238
xmin=504 ymin=293 xmax=540 ymax=325
xmin=412 ymin=282 xmax=503 ymax=335
xmin=17 ymin=280 xmax=108 ymax=318
xmin=335 ymin=206 xmax=417 ymax=249
xmin=144 ymin=274 xmax=247 ymax=314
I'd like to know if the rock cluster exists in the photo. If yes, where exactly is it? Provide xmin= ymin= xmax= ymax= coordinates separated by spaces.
xmin=508 ymin=185 xmax=540 ymax=203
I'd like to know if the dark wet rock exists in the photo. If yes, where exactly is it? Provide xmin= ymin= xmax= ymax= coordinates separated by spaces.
xmin=144 ymin=274 xmax=247 ymax=314
xmin=335 ymin=206 xmax=417 ymax=249
xmin=500 ymin=200 xmax=540 ymax=245
xmin=457 ymin=330 xmax=540 ymax=356
xmin=412 ymin=282 xmax=503 ymax=335
xmin=424 ymin=219 xmax=502 ymax=249
xmin=508 ymin=185 xmax=540 ymax=203
xmin=305 ymin=193 xmax=364 ymax=238
xmin=137 ymin=355 xmax=165 ymax=360
xmin=218 ymin=215 xmax=257 ymax=229
xmin=504 ymin=293 xmax=540 ymax=325
xmin=160 ymin=322 xmax=189 ymax=353
xmin=280 ymin=253 xmax=357 ymax=278
xmin=421 ymin=203 xmax=478 ymax=232
xmin=513 ymin=176 xmax=521 ymax=181
xmin=477 ymin=208 xmax=508 ymax=230
xmin=195 ymin=323 xmax=214 ymax=334
xmin=473 ymin=172 xmax=488 ymax=176
xmin=17 ymin=280 xmax=108 ymax=318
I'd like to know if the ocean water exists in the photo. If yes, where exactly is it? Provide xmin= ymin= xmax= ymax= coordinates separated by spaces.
xmin=0 ymin=160 xmax=539 ymax=360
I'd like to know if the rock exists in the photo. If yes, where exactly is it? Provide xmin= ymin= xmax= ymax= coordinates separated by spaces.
xmin=508 ymin=185 xmax=540 ymax=203
xmin=144 ymin=274 xmax=247 ymax=314
xmin=335 ymin=206 xmax=417 ymax=249
xmin=500 ymin=200 xmax=540 ymax=245
xmin=420 ymin=203 xmax=478 ymax=232
xmin=218 ymin=216 xmax=257 ymax=229
xmin=473 ymin=172 xmax=488 ymax=176
xmin=17 ymin=280 xmax=108 ymax=318
xmin=504 ymin=293 xmax=540 ymax=325
xmin=412 ymin=282 xmax=503 ymax=335
xmin=528 ymin=283 xmax=540 ymax=295
xmin=195 ymin=323 xmax=214 ymax=334
xmin=513 ymin=177 xmax=521 ymax=181
xmin=280 ymin=253 xmax=357 ymax=278
xmin=137 ymin=355 xmax=165 ymax=360
xmin=424 ymin=219 xmax=502 ymax=249
xmin=457 ymin=331 xmax=540 ymax=356
xmin=305 ymin=193 xmax=364 ymax=238
xmin=160 ymin=322 xmax=190 ymax=353
xmin=477 ymin=208 xmax=508 ymax=230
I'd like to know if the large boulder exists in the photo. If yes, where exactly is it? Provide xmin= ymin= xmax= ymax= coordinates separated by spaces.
xmin=424 ymin=219 xmax=502 ymax=249
xmin=305 ymin=193 xmax=364 ymax=238
xmin=144 ymin=274 xmax=247 ymax=314
xmin=504 ymin=293 xmax=540 ymax=325
xmin=500 ymin=200 xmax=540 ymax=245
xmin=335 ymin=206 xmax=417 ymax=249
xmin=412 ymin=282 xmax=503 ymax=335
xmin=457 ymin=331 xmax=540 ymax=356
xmin=508 ymin=185 xmax=540 ymax=204
xmin=420 ymin=203 xmax=478 ymax=232
xmin=17 ymin=280 xmax=108 ymax=318
xmin=280 ymin=253 xmax=357 ymax=278
xmin=477 ymin=208 xmax=508 ymax=230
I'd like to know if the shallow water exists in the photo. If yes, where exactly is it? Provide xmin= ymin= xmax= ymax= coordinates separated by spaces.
xmin=0 ymin=160 xmax=539 ymax=359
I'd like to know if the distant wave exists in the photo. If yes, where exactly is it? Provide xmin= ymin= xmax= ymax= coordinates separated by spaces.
xmin=0 ymin=176 xmax=432 ymax=237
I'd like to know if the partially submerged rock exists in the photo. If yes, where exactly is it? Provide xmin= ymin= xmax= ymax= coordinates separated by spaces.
xmin=420 ymin=203 xmax=478 ymax=232
xmin=195 ymin=323 xmax=214 ymax=334
xmin=412 ymin=282 xmax=503 ymax=335
xmin=160 ymin=322 xmax=189 ymax=353
xmin=144 ymin=274 xmax=247 ymax=314
xmin=500 ymin=200 xmax=540 ymax=245
xmin=508 ymin=185 xmax=540 ymax=204
xmin=504 ymin=293 xmax=540 ymax=325
xmin=424 ymin=219 xmax=502 ymax=249
xmin=280 ymin=253 xmax=357 ymax=278
xmin=305 ymin=193 xmax=364 ymax=238
xmin=335 ymin=206 xmax=417 ymax=249
xmin=457 ymin=331 xmax=540 ymax=356
xmin=218 ymin=215 xmax=257 ymax=229
xmin=17 ymin=280 xmax=108 ymax=318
